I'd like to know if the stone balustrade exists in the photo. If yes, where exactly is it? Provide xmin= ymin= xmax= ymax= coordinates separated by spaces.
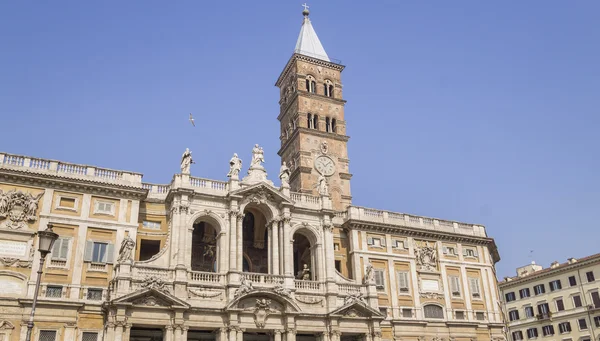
xmin=294 ymin=280 xmax=323 ymax=292
xmin=346 ymin=206 xmax=487 ymax=237
xmin=337 ymin=283 xmax=366 ymax=295
xmin=188 ymin=271 xmax=224 ymax=284
xmin=0 ymin=152 xmax=143 ymax=186
xmin=290 ymin=192 xmax=321 ymax=209
xmin=132 ymin=265 xmax=174 ymax=281
xmin=189 ymin=176 xmax=228 ymax=192
xmin=243 ymin=272 xmax=285 ymax=285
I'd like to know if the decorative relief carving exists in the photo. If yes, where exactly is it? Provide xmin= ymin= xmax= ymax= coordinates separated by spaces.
xmin=415 ymin=241 xmax=438 ymax=272
xmin=234 ymin=276 xmax=255 ymax=298
xmin=419 ymin=292 xmax=445 ymax=300
xmin=0 ymin=190 xmax=43 ymax=229
xmin=343 ymin=292 xmax=365 ymax=305
xmin=295 ymin=295 xmax=323 ymax=305
xmin=133 ymin=295 xmax=168 ymax=306
xmin=0 ymin=320 xmax=15 ymax=330
xmin=188 ymin=288 xmax=223 ymax=299
xmin=363 ymin=263 xmax=375 ymax=285
xmin=344 ymin=308 xmax=363 ymax=317
xmin=273 ymin=284 xmax=291 ymax=298
xmin=243 ymin=187 xmax=276 ymax=205
xmin=253 ymin=298 xmax=272 ymax=328
xmin=140 ymin=276 xmax=170 ymax=294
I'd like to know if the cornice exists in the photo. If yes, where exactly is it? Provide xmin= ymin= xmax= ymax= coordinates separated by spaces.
xmin=499 ymin=253 xmax=600 ymax=288
xmin=275 ymin=53 xmax=345 ymax=87
xmin=278 ymin=128 xmax=350 ymax=157
xmin=0 ymin=169 xmax=147 ymax=200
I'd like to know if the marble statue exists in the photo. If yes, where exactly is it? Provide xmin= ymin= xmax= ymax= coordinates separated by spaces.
xmin=180 ymin=148 xmax=194 ymax=174
xmin=227 ymin=153 xmax=242 ymax=179
xmin=250 ymin=144 xmax=265 ymax=168
xmin=297 ymin=263 xmax=311 ymax=280
xmin=363 ymin=263 xmax=375 ymax=284
xmin=317 ymin=175 xmax=329 ymax=196
xmin=279 ymin=161 xmax=290 ymax=187
xmin=117 ymin=234 xmax=136 ymax=263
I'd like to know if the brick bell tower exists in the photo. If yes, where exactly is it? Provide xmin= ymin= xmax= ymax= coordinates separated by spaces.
xmin=276 ymin=6 xmax=352 ymax=211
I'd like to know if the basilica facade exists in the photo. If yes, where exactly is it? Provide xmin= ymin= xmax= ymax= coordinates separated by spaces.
xmin=0 ymin=9 xmax=504 ymax=341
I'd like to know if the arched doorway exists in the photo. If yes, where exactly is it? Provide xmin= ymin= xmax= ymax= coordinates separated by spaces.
xmin=191 ymin=221 xmax=218 ymax=272
xmin=293 ymin=231 xmax=316 ymax=280
xmin=242 ymin=208 xmax=269 ymax=273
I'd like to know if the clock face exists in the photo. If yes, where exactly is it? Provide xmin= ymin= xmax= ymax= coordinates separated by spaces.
xmin=315 ymin=156 xmax=335 ymax=176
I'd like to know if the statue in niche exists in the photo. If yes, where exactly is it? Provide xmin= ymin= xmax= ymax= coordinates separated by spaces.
xmin=117 ymin=234 xmax=136 ymax=263
xmin=250 ymin=144 xmax=265 ymax=168
xmin=180 ymin=148 xmax=194 ymax=174
xmin=316 ymin=175 xmax=329 ymax=196
xmin=227 ymin=153 xmax=242 ymax=179
xmin=297 ymin=263 xmax=311 ymax=280
xmin=363 ymin=262 xmax=375 ymax=284
xmin=279 ymin=161 xmax=290 ymax=187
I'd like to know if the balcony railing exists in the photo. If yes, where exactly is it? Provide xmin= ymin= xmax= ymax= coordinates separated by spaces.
xmin=294 ymin=280 xmax=323 ymax=292
xmin=536 ymin=312 xmax=552 ymax=320
xmin=188 ymin=271 xmax=224 ymax=284
xmin=243 ymin=273 xmax=284 ymax=285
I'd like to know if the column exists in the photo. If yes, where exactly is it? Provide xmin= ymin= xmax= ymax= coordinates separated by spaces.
xmin=236 ymin=213 xmax=244 ymax=272
xmin=218 ymin=232 xmax=228 ymax=273
xmin=236 ymin=328 xmax=244 ymax=341
xmin=387 ymin=258 xmax=399 ymax=318
xmin=114 ymin=324 xmax=124 ymax=341
xmin=282 ymin=217 xmax=292 ymax=277
xmin=274 ymin=330 xmax=283 ymax=341
xmin=271 ymin=220 xmax=280 ymax=275
xmin=323 ymin=225 xmax=335 ymax=281
xmin=228 ymin=327 xmax=237 ymax=341
xmin=176 ymin=203 xmax=188 ymax=267
xmin=174 ymin=326 xmax=188 ymax=341
xmin=286 ymin=329 xmax=296 ymax=341
xmin=279 ymin=223 xmax=285 ymax=276
xmin=104 ymin=323 xmax=116 ymax=341
xmin=124 ymin=324 xmax=131 ymax=341
xmin=229 ymin=211 xmax=237 ymax=271
xmin=267 ymin=223 xmax=273 ymax=274
xmin=164 ymin=325 xmax=174 ymax=341
xmin=460 ymin=265 xmax=473 ymax=320
xmin=63 ymin=323 xmax=77 ymax=341
xmin=350 ymin=230 xmax=361 ymax=280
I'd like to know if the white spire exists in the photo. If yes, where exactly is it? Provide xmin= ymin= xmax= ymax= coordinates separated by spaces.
xmin=294 ymin=6 xmax=330 ymax=62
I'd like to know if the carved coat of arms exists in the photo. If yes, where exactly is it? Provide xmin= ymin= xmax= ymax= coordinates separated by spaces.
xmin=0 ymin=190 xmax=43 ymax=229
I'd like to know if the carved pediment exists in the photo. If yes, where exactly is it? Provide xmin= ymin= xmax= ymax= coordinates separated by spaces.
xmin=110 ymin=288 xmax=190 ymax=309
xmin=232 ymin=183 xmax=294 ymax=206
xmin=226 ymin=289 xmax=301 ymax=313
xmin=330 ymin=300 xmax=383 ymax=319
xmin=0 ymin=320 xmax=15 ymax=330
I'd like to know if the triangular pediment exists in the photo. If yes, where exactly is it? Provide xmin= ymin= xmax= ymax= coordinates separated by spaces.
xmin=330 ymin=300 xmax=383 ymax=319
xmin=231 ymin=183 xmax=294 ymax=206
xmin=111 ymin=288 xmax=190 ymax=309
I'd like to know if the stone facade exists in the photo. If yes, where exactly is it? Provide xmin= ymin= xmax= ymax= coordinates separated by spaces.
xmin=0 ymin=9 xmax=504 ymax=341
xmin=499 ymin=255 xmax=600 ymax=341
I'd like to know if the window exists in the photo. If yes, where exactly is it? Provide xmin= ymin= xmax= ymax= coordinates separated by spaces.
xmin=334 ymin=260 xmax=341 ymax=273
xmin=573 ymin=295 xmax=583 ymax=308
xmin=379 ymin=307 xmax=388 ymax=318
xmin=45 ymin=286 xmax=62 ymax=298
xmin=50 ymin=237 xmax=70 ymax=263
xmin=38 ymin=330 xmax=57 ymax=341
xmin=455 ymin=311 xmax=465 ymax=320
xmin=556 ymin=298 xmax=565 ymax=311
xmin=524 ymin=306 xmax=534 ymax=318
xmin=549 ymin=279 xmax=562 ymax=291
xmin=578 ymin=318 xmax=588 ymax=330
xmin=423 ymin=304 xmax=444 ymax=319
xmin=469 ymin=278 xmax=481 ymax=298
xmin=366 ymin=237 xmax=385 ymax=248
xmin=463 ymin=248 xmax=478 ymax=258
xmin=594 ymin=315 xmax=600 ymax=328
xmin=475 ymin=312 xmax=485 ymax=321
xmin=57 ymin=196 xmax=77 ymax=210
xmin=558 ymin=321 xmax=571 ymax=333
xmin=449 ymin=276 xmax=461 ymax=297
xmin=142 ymin=220 xmax=161 ymax=230
xmin=402 ymin=308 xmax=413 ymax=318
xmin=312 ymin=114 xmax=319 ymax=130
xmin=84 ymin=241 xmax=114 ymax=264
xmin=374 ymin=269 xmax=385 ymax=290
xmin=82 ymin=332 xmax=99 ymax=341
xmin=87 ymin=288 xmax=103 ymax=300
xmin=541 ymin=325 xmax=554 ymax=336
xmin=591 ymin=291 xmax=600 ymax=308
xmin=526 ymin=328 xmax=538 ymax=339
xmin=324 ymin=79 xmax=334 ymax=97
xmin=325 ymin=117 xmax=332 ymax=132
xmin=509 ymin=310 xmax=520 ymax=321
xmin=334 ymin=243 xmax=340 ymax=251
xmin=505 ymin=292 xmax=516 ymax=302
xmin=568 ymin=275 xmax=577 ymax=286
xmin=534 ymin=284 xmax=545 ymax=295
xmin=443 ymin=246 xmax=457 ymax=256
xmin=393 ymin=240 xmax=406 ymax=249
xmin=520 ymin=288 xmax=531 ymax=299
xmin=537 ymin=302 xmax=550 ymax=315
xmin=586 ymin=271 xmax=595 ymax=282
xmin=94 ymin=200 xmax=115 ymax=215
xmin=139 ymin=239 xmax=161 ymax=261
xmin=512 ymin=331 xmax=523 ymax=341
xmin=305 ymin=76 xmax=316 ymax=93
xmin=331 ymin=118 xmax=337 ymax=133
xmin=307 ymin=113 xmax=314 ymax=129
xmin=397 ymin=271 xmax=409 ymax=293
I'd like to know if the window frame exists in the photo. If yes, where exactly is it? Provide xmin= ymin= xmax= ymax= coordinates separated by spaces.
xmin=509 ymin=309 xmax=520 ymax=321
xmin=396 ymin=271 xmax=410 ymax=294
xmin=549 ymin=279 xmax=562 ymax=292
xmin=449 ymin=275 xmax=461 ymax=297
xmin=469 ymin=277 xmax=481 ymax=299
xmin=558 ymin=321 xmax=572 ymax=334
xmin=374 ymin=269 xmax=386 ymax=290
xmin=524 ymin=306 xmax=534 ymax=318
xmin=505 ymin=292 xmax=516 ymax=302
xmin=423 ymin=304 xmax=444 ymax=319
xmin=568 ymin=275 xmax=577 ymax=286
xmin=526 ymin=327 xmax=538 ymax=339
xmin=577 ymin=318 xmax=588 ymax=331
xmin=55 ymin=194 xmax=79 ymax=212
xmin=534 ymin=284 xmax=545 ymax=295
xmin=586 ymin=271 xmax=595 ymax=282
xmin=520 ymin=288 xmax=531 ymax=299
xmin=93 ymin=199 xmax=116 ymax=216
xmin=142 ymin=220 xmax=161 ymax=230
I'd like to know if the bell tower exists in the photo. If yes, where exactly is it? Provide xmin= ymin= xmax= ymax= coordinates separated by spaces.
xmin=276 ymin=7 xmax=352 ymax=211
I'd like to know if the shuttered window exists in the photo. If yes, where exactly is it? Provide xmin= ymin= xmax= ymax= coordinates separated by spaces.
xmin=84 ymin=241 xmax=114 ymax=263
xmin=374 ymin=270 xmax=385 ymax=290
xmin=82 ymin=332 xmax=99 ymax=341
xmin=469 ymin=278 xmax=481 ymax=298
xmin=449 ymin=276 xmax=461 ymax=297
xmin=38 ymin=330 xmax=56 ymax=341
xmin=397 ymin=271 xmax=409 ymax=292
xmin=51 ymin=238 xmax=70 ymax=260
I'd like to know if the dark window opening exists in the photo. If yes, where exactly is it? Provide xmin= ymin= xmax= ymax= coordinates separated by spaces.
xmin=139 ymin=239 xmax=161 ymax=261
xmin=335 ymin=260 xmax=341 ymax=272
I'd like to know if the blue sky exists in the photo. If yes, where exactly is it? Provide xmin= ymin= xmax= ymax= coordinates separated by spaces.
xmin=1 ymin=1 xmax=598 ymax=279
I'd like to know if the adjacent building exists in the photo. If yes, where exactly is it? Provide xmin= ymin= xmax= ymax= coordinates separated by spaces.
xmin=0 ymin=8 xmax=504 ymax=341
xmin=499 ymin=255 xmax=600 ymax=341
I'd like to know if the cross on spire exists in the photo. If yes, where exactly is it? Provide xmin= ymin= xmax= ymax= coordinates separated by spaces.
xmin=302 ymin=3 xmax=309 ymax=11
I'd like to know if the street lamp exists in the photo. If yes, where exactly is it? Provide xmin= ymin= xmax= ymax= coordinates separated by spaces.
xmin=25 ymin=223 xmax=59 ymax=341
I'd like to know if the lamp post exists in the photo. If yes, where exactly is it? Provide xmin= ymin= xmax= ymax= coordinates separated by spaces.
xmin=25 ymin=223 xmax=59 ymax=341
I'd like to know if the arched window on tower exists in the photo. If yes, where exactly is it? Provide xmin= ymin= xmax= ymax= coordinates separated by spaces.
xmin=307 ymin=113 xmax=313 ymax=129
xmin=324 ymin=79 xmax=334 ymax=97
xmin=306 ymin=75 xmax=316 ymax=93
xmin=325 ymin=117 xmax=331 ymax=133
xmin=313 ymin=114 xmax=319 ymax=130
xmin=331 ymin=118 xmax=337 ymax=133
